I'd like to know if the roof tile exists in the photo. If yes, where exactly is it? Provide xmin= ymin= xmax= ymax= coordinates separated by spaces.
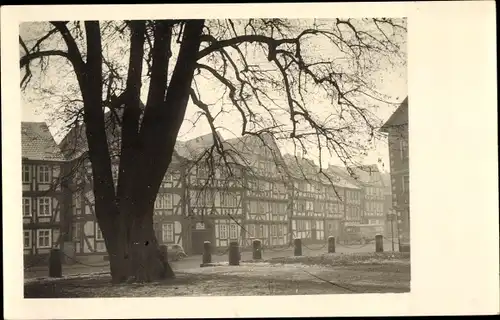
xmin=22 ymin=122 xmax=66 ymax=161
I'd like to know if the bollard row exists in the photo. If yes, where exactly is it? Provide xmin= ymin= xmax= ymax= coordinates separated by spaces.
xmin=200 ymin=234 xmax=386 ymax=268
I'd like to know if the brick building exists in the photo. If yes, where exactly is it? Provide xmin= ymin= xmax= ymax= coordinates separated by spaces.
xmin=380 ymin=97 xmax=410 ymax=251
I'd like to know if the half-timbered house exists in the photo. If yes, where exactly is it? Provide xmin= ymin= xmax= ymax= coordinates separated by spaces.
xmin=58 ymin=114 xmax=121 ymax=258
xmin=153 ymin=153 xmax=186 ymax=250
xmin=225 ymin=134 xmax=290 ymax=249
xmin=22 ymin=122 xmax=67 ymax=265
xmin=349 ymin=165 xmax=387 ymax=229
xmin=322 ymin=166 xmax=359 ymax=240
xmin=283 ymin=154 xmax=326 ymax=244
xmin=177 ymin=132 xmax=291 ymax=251
xmin=58 ymin=108 xmax=187 ymax=260
xmin=174 ymin=133 xmax=246 ymax=253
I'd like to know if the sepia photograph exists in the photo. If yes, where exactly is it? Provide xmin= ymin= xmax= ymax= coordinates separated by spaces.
xmin=19 ymin=16 xmax=409 ymax=298
xmin=2 ymin=2 xmax=498 ymax=319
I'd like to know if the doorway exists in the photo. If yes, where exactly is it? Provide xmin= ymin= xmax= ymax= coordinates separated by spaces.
xmin=191 ymin=221 xmax=213 ymax=255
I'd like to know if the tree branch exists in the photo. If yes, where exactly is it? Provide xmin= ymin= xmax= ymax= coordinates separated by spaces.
xmin=50 ymin=21 xmax=87 ymax=93
xmin=20 ymin=50 xmax=71 ymax=68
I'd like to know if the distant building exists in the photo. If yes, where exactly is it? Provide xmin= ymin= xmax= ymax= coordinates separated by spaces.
xmin=22 ymin=122 xmax=67 ymax=265
xmin=381 ymin=97 xmax=410 ymax=251
xmin=327 ymin=164 xmax=385 ymax=233
xmin=348 ymin=165 xmax=386 ymax=227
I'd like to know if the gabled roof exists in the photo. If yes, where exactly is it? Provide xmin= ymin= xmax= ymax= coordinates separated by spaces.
xmin=380 ymin=96 xmax=408 ymax=133
xmin=175 ymin=132 xmax=224 ymax=160
xmin=58 ymin=102 xmax=192 ymax=161
xmin=222 ymin=133 xmax=287 ymax=169
xmin=281 ymin=156 xmax=360 ymax=189
xmin=324 ymin=165 xmax=361 ymax=189
xmin=22 ymin=122 xmax=66 ymax=161
xmin=282 ymin=154 xmax=319 ymax=180
xmin=347 ymin=164 xmax=385 ymax=187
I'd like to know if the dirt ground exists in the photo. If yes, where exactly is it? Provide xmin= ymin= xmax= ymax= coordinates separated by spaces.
xmin=24 ymin=253 xmax=410 ymax=298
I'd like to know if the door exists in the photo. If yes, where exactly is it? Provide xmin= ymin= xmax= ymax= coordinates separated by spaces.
xmin=191 ymin=222 xmax=213 ymax=255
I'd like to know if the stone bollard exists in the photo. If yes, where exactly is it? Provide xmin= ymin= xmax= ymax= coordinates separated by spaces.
xmin=399 ymin=244 xmax=410 ymax=253
xmin=328 ymin=236 xmax=336 ymax=253
xmin=159 ymin=244 xmax=169 ymax=262
xmin=294 ymin=238 xmax=302 ymax=256
xmin=202 ymin=241 xmax=212 ymax=264
xmin=252 ymin=239 xmax=262 ymax=260
xmin=228 ymin=241 xmax=240 ymax=266
xmin=49 ymin=248 xmax=62 ymax=278
xmin=375 ymin=234 xmax=384 ymax=253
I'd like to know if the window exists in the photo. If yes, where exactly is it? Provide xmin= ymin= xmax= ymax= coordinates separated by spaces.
xmin=24 ymin=230 xmax=31 ymax=248
xmin=247 ymin=224 xmax=256 ymax=238
xmin=36 ymin=229 xmax=51 ymax=248
xmin=400 ymin=139 xmax=409 ymax=160
xmin=38 ymin=165 xmax=51 ymax=183
xmin=37 ymin=197 xmax=51 ymax=217
xmin=162 ymin=223 xmax=174 ymax=242
xmin=258 ymin=202 xmax=265 ymax=213
xmin=165 ymin=194 xmax=173 ymax=208
xmin=229 ymin=224 xmax=238 ymax=239
xmin=73 ymin=193 xmax=82 ymax=215
xmin=22 ymin=165 xmax=31 ymax=183
xmin=219 ymin=224 xmax=228 ymax=239
xmin=298 ymin=202 xmax=305 ymax=212
xmin=306 ymin=201 xmax=314 ymax=211
xmin=155 ymin=194 xmax=173 ymax=209
xmin=22 ymin=198 xmax=31 ymax=217
xmin=111 ymin=165 xmax=119 ymax=181
xmin=198 ymin=166 xmax=208 ymax=179
xmin=72 ymin=222 xmax=80 ymax=240
xmin=161 ymin=173 xmax=173 ymax=188
xmin=271 ymin=225 xmax=277 ymax=237
xmin=222 ymin=193 xmax=237 ymax=207
xmin=96 ymin=223 xmax=104 ymax=240
xmin=403 ymin=175 xmax=410 ymax=193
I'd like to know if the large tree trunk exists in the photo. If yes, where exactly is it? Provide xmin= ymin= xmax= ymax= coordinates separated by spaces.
xmin=98 ymin=200 xmax=175 ymax=283
xmin=128 ymin=208 xmax=175 ymax=282
xmin=86 ymin=19 xmax=205 ymax=284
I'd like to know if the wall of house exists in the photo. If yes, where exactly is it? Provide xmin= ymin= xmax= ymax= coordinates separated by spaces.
xmin=22 ymin=161 xmax=65 ymax=263
xmin=362 ymin=186 xmax=386 ymax=226
xmin=388 ymin=123 xmax=410 ymax=245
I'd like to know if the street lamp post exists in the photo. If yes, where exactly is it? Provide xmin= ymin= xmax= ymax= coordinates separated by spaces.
xmin=387 ymin=211 xmax=396 ymax=252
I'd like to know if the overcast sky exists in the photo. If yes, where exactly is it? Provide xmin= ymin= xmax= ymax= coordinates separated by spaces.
xmin=20 ymin=19 xmax=407 ymax=172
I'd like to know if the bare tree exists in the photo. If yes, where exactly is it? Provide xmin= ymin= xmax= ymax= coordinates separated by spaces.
xmin=19 ymin=18 xmax=406 ymax=283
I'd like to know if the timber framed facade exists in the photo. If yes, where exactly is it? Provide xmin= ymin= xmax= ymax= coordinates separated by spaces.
xmin=22 ymin=122 xmax=68 ymax=265
xmin=22 ymin=116 xmax=394 ymax=261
